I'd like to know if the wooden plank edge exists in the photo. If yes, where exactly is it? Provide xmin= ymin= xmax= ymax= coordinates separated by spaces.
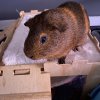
xmin=89 ymin=30 xmax=100 ymax=52
xmin=44 ymin=60 xmax=100 ymax=76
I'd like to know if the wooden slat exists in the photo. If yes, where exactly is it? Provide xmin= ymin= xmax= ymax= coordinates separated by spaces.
xmin=0 ymin=93 xmax=51 ymax=100
xmin=0 ymin=64 xmax=51 ymax=100
xmin=44 ymin=60 xmax=100 ymax=76
xmin=0 ymin=19 xmax=20 ymax=63
xmin=0 ymin=64 xmax=51 ymax=95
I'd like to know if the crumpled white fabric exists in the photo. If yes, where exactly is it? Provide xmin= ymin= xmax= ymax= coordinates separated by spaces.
xmin=2 ymin=13 xmax=47 ymax=65
xmin=2 ymin=13 xmax=100 ymax=66
xmin=65 ymin=36 xmax=100 ymax=63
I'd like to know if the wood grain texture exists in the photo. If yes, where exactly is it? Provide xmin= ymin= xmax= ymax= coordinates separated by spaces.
xmin=44 ymin=60 xmax=100 ymax=76
xmin=0 ymin=64 xmax=51 ymax=100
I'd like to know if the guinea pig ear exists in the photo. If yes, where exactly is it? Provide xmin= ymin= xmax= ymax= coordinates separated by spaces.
xmin=24 ymin=18 xmax=33 ymax=28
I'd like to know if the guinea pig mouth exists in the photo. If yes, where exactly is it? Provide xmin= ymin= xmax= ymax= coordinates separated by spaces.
xmin=25 ymin=52 xmax=35 ymax=60
xmin=24 ymin=48 xmax=33 ymax=59
xmin=24 ymin=47 xmax=48 ymax=60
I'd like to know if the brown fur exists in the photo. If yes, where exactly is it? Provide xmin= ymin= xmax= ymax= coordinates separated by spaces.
xmin=24 ymin=1 xmax=90 ymax=60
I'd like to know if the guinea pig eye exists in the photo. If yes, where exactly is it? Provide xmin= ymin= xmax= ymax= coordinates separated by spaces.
xmin=40 ymin=36 xmax=47 ymax=44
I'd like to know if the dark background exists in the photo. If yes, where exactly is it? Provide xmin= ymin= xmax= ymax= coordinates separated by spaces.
xmin=0 ymin=0 xmax=100 ymax=20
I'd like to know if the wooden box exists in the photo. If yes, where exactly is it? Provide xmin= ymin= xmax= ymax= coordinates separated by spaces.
xmin=0 ymin=10 xmax=100 ymax=100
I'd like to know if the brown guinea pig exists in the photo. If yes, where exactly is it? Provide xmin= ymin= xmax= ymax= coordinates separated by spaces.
xmin=24 ymin=1 xmax=90 ymax=61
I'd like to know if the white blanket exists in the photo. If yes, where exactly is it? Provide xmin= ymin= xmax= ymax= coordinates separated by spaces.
xmin=2 ymin=14 xmax=100 ymax=65
xmin=2 ymin=13 xmax=47 ymax=65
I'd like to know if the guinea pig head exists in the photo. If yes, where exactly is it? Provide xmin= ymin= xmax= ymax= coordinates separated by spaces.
xmin=24 ymin=9 xmax=67 ymax=60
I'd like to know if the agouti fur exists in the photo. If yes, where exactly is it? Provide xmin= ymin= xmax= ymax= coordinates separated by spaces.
xmin=24 ymin=1 xmax=90 ymax=62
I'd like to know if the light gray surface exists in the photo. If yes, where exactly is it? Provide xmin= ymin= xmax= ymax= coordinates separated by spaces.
xmin=0 ymin=0 xmax=100 ymax=20
xmin=0 ymin=20 xmax=15 ymax=29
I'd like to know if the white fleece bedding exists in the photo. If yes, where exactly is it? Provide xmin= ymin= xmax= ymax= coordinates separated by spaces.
xmin=2 ymin=14 xmax=100 ymax=65
xmin=2 ymin=13 xmax=47 ymax=65
xmin=65 ymin=36 xmax=100 ymax=63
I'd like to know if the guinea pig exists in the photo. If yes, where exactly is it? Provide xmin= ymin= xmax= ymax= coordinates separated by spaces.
xmin=24 ymin=1 xmax=90 ymax=63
